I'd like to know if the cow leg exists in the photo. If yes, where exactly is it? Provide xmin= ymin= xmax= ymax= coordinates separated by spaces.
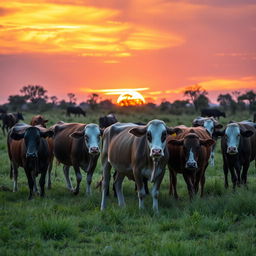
xmin=223 ymin=159 xmax=229 ymax=188
xmin=170 ymin=169 xmax=178 ymax=199
xmin=112 ymin=171 xmax=117 ymax=197
xmin=73 ymin=166 xmax=82 ymax=195
xmin=33 ymin=177 xmax=38 ymax=193
xmin=39 ymin=171 xmax=47 ymax=197
xmin=200 ymin=173 xmax=206 ymax=197
xmin=12 ymin=164 xmax=18 ymax=192
xmin=210 ymin=151 xmax=215 ymax=167
xmin=234 ymin=162 xmax=241 ymax=187
xmin=229 ymin=166 xmax=237 ymax=190
xmin=63 ymin=165 xmax=73 ymax=191
xmin=152 ymin=172 xmax=165 ymax=213
xmin=241 ymin=162 xmax=250 ymax=186
xmin=183 ymin=173 xmax=195 ymax=200
xmin=47 ymin=160 xmax=53 ymax=189
xmin=101 ymin=162 xmax=112 ymax=210
xmin=25 ymin=170 xmax=34 ymax=200
xmin=114 ymin=172 xmax=126 ymax=207
xmin=86 ymin=172 xmax=93 ymax=195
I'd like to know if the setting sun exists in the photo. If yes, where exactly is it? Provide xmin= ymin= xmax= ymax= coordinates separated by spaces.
xmin=117 ymin=90 xmax=146 ymax=106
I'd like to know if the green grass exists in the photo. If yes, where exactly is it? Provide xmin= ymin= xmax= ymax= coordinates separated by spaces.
xmin=0 ymin=109 xmax=255 ymax=255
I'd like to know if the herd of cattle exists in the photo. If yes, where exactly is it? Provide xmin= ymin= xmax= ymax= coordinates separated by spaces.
xmin=1 ymin=109 xmax=256 ymax=212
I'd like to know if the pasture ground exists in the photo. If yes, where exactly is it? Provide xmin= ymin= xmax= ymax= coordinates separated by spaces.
xmin=0 ymin=110 xmax=256 ymax=255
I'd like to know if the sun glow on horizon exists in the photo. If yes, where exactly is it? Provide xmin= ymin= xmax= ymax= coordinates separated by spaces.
xmin=117 ymin=90 xmax=146 ymax=106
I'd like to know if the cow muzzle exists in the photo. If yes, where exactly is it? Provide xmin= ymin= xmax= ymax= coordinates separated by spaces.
xmin=151 ymin=148 xmax=163 ymax=158
xmin=89 ymin=146 xmax=100 ymax=155
xmin=227 ymin=146 xmax=238 ymax=155
xmin=185 ymin=160 xmax=198 ymax=169
xmin=26 ymin=152 xmax=38 ymax=159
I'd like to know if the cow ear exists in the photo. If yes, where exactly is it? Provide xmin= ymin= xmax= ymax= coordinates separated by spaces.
xmin=200 ymin=139 xmax=215 ymax=147
xmin=129 ymin=126 xmax=147 ymax=137
xmin=213 ymin=130 xmax=225 ymax=137
xmin=40 ymin=130 xmax=54 ymax=138
xmin=10 ymin=132 xmax=25 ymax=140
xmin=167 ymin=127 xmax=182 ymax=135
xmin=215 ymin=124 xmax=223 ymax=129
xmin=240 ymin=130 xmax=254 ymax=137
xmin=70 ymin=131 xmax=84 ymax=139
xmin=168 ymin=139 xmax=183 ymax=145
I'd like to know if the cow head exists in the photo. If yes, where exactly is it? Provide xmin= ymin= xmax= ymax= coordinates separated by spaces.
xmin=32 ymin=115 xmax=48 ymax=128
xmin=70 ymin=123 xmax=102 ymax=155
xmin=11 ymin=126 xmax=53 ymax=160
xmin=168 ymin=131 xmax=215 ymax=170
xmin=129 ymin=120 xmax=182 ymax=160
xmin=215 ymin=123 xmax=254 ymax=155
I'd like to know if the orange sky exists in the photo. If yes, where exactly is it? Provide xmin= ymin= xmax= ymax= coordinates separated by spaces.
xmin=0 ymin=0 xmax=255 ymax=104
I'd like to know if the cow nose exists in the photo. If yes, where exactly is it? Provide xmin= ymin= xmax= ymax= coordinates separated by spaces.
xmin=26 ymin=152 xmax=37 ymax=158
xmin=151 ymin=148 xmax=162 ymax=157
xmin=186 ymin=161 xmax=198 ymax=169
xmin=227 ymin=146 xmax=238 ymax=154
xmin=90 ymin=147 xmax=99 ymax=154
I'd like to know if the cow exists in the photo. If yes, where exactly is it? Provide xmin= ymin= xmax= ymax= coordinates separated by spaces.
xmin=66 ymin=106 xmax=86 ymax=117
xmin=30 ymin=115 xmax=54 ymax=189
xmin=192 ymin=116 xmax=223 ymax=166
xmin=1 ymin=112 xmax=24 ymax=136
xmin=99 ymin=113 xmax=118 ymax=129
xmin=215 ymin=122 xmax=256 ymax=189
xmin=100 ymin=120 xmax=181 ymax=212
xmin=7 ymin=123 xmax=54 ymax=199
xmin=201 ymin=108 xmax=226 ymax=119
xmin=30 ymin=115 xmax=48 ymax=128
xmin=53 ymin=122 xmax=102 ymax=195
xmin=167 ymin=126 xmax=215 ymax=200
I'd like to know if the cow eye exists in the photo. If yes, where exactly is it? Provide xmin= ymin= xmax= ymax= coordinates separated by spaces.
xmin=147 ymin=132 xmax=152 ymax=142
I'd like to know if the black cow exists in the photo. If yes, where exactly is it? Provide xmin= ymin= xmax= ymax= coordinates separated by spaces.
xmin=2 ymin=112 xmax=24 ymax=136
xmin=201 ymin=108 xmax=226 ymax=119
xmin=215 ymin=122 xmax=256 ymax=189
xmin=66 ymin=106 xmax=86 ymax=117
xmin=7 ymin=123 xmax=54 ymax=199
xmin=99 ymin=113 xmax=118 ymax=129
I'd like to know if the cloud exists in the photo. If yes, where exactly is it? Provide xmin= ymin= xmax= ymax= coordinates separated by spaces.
xmin=0 ymin=1 xmax=184 ymax=60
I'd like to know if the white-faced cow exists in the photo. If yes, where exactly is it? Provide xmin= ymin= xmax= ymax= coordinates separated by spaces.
xmin=167 ymin=126 xmax=215 ymax=199
xmin=192 ymin=116 xmax=223 ymax=166
xmin=7 ymin=123 xmax=54 ymax=199
xmin=100 ymin=120 xmax=181 ymax=212
xmin=215 ymin=122 xmax=256 ymax=189
xmin=53 ymin=122 xmax=102 ymax=195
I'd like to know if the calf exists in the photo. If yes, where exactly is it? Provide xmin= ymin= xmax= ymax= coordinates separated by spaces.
xmin=100 ymin=120 xmax=180 ymax=212
xmin=167 ymin=126 xmax=215 ymax=199
xmin=7 ymin=123 xmax=54 ymax=199
xmin=30 ymin=115 xmax=54 ymax=189
xmin=192 ymin=116 xmax=223 ymax=166
xmin=215 ymin=122 xmax=256 ymax=189
xmin=30 ymin=115 xmax=48 ymax=128
xmin=53 ymin=122 xmax=102 ymax=195
xmin=2 ymin=112 xmax=24 ymax=136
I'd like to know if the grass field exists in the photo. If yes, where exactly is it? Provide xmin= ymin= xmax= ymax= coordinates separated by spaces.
xmin=0 ymin=109 xmax=256 ymax=255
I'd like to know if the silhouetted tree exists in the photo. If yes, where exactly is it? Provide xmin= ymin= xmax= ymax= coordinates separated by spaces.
xmin=87 ymin=93 xmax=99 ymax=110
xmin=160 ymin=101 xmax=171 ymax=111
xmin=8 ymin=95 xmax=27 ymax=111
xmin=184 ymin=84 xmax=207 ymax=111
xmin=99 ymin=99 xmax=113 ymax=109
xmin=67 ymin=93 xmax=76 ymax=105
xmin=50 ymin=96 xmax=58 ymax=105
xmin=20 ymin=85 xmax=48 ymax=104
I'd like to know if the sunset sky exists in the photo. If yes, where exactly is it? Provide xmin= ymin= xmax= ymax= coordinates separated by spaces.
xmin=0 ymin=0 xmax=255 ymax=104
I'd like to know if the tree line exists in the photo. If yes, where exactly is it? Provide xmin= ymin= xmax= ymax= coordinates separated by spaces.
xmin=2 ymin=84 xmax=256 ymax=114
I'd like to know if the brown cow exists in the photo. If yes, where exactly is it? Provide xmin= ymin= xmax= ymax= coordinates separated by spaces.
xmin=30 ymin=115 xmax=54 ymax=189
xmin=30 ymin=115 xmax=48 ymax=128
xmin=7 ymin=123 xmax=54 ymax=199
xmin=100 ymin=120 xmax=181 ymax=212
xmin=167 ymin=126 xmax=215 ymax=199
xmin=53 ymin=122 xmax=102 ymax=195
xmin=2 ymin=112 xmax=24 ymax=136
